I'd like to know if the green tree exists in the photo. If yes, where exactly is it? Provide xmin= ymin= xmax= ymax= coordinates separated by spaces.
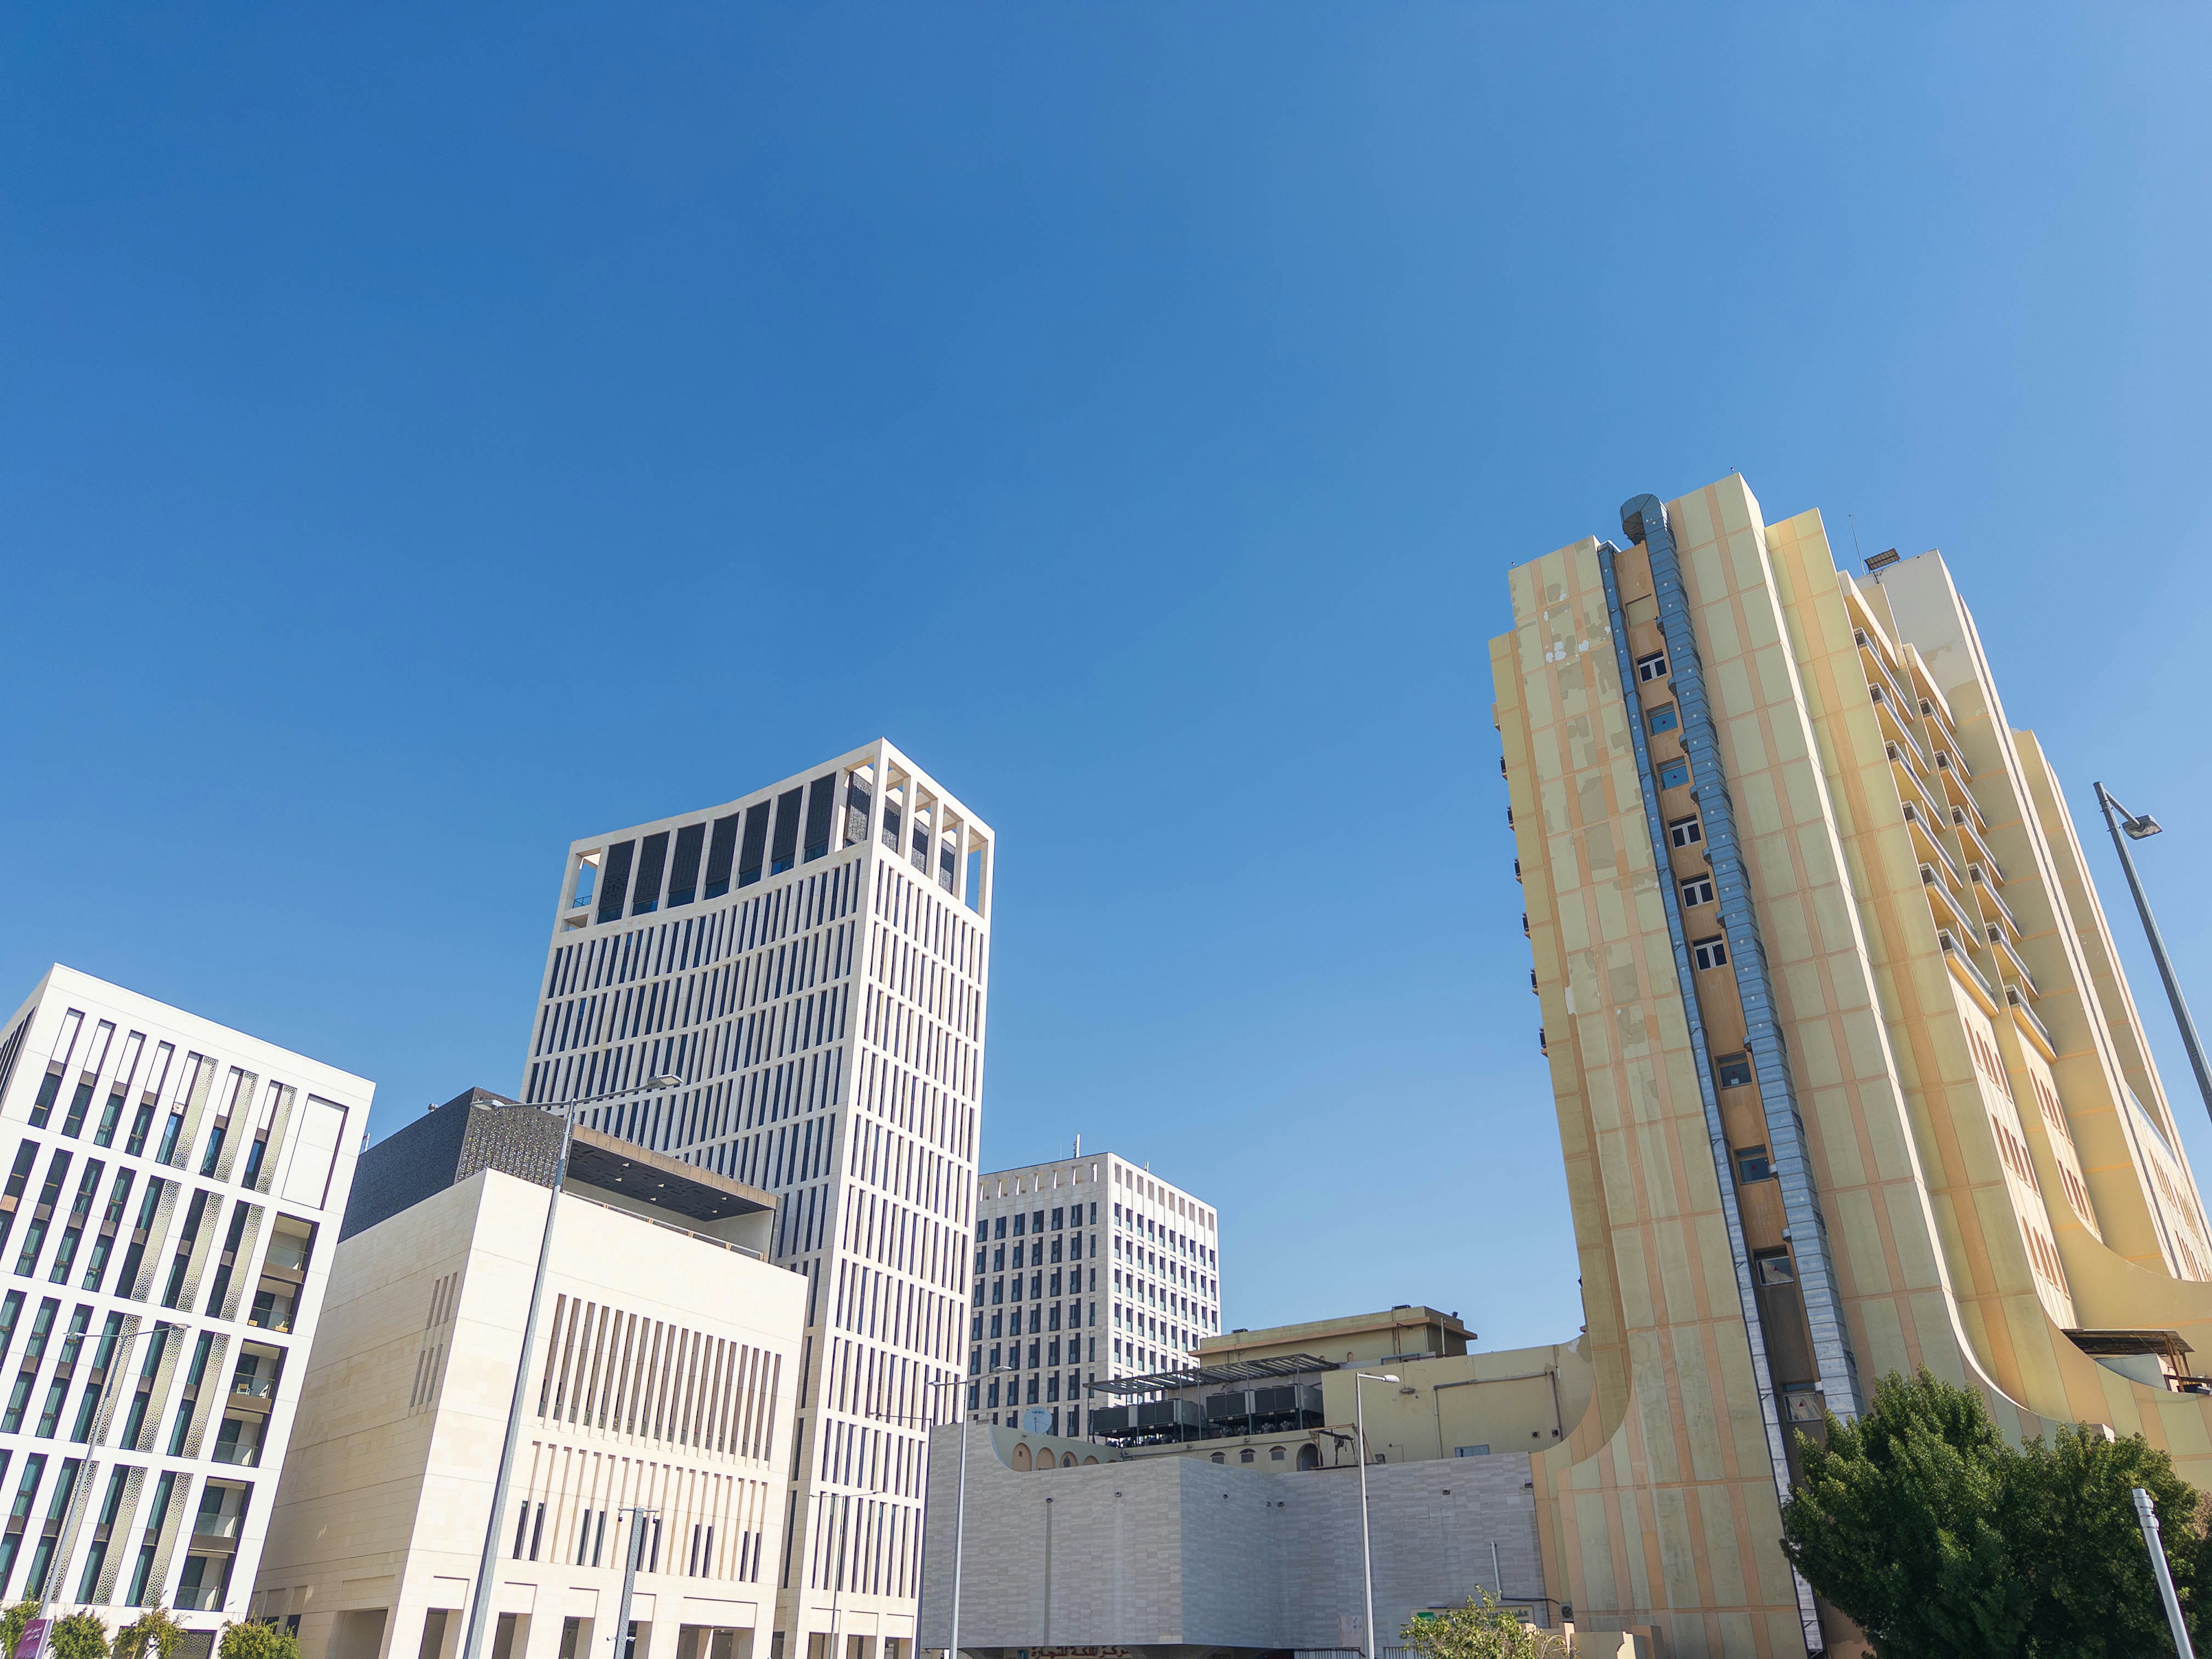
xmin=1 ymin=1601 xmax=44 ymax=1659
xmin=1399 ymin=1590 xmax=1567 ymax=1659
xmin=112 ymin=1608 xmax=184 ymax=1659
xmin=47 ymin=1613 xmax=108 ymax=1659
xmin=2014 ymin=1421 xmax=2202 ymax=1657
xmin=1779 ymin=1369 xmax=2037 ymax=1657
xmin=214 ymin=1623 xmax=298 ymax=1659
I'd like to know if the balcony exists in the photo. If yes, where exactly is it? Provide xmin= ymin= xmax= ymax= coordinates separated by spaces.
xmin=1972 ymin=873 xmax=2024 ymax=942
xmin=1988 ymin=927 xmax=2040 ymax=997
xmin=247 ymin=1289 xmax=296 ymax=1334
xmin=1872 ymin=687 xmax=1934 ymax=773
xmin=2008 ymin=987 xmax=2058 ymax=1060
xmin=1940 ymin=930 xmax=2001 ymax=1012
xmin=1951 ymin=808 xmax=2005 ymax=880
xmin=1906 ymin=808 xmax=1968 ymax=891
xmin=1924 ymin=869 xmax=1983 ymax=944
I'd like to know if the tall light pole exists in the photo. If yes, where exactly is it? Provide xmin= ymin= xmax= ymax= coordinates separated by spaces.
xmin=1352 ymin=1372 xmax=1398 ymax=1659
xmin=2134 ymin=1486 xmax=2198 ymax=1658
xmin=912 ymin=1376 xmax=968 ymax=1659
xmin=610 ymin=1504 xmax=659 ymax=1659
xmin=46 ymin=1318 xmax=178 ymax=1609
xmin=2094 ymin=783 xmax=2212 ymax=1127
xmin=460 ymin=1075 xmax=685 ymax=1659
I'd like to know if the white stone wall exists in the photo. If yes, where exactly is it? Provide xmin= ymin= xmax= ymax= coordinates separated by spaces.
xmin=257 ymin=1168 xmax=807 ymax=1659
xmin=918 ymin=1426 xmax=1542 ymax=1653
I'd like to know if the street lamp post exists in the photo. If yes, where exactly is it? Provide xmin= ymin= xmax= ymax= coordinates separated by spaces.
xmin=610 ymin=1505 xmax=659 ymax=1659
xmin=912 ymin=1376 xmax=968 ymax=1659
xmin=46 ymin=1318 xmax=179 ymax=1610
xmin=1352 ymin=1373 xmax=1398 ymax=1659
xmin=2094 ymin=783 xmax=2212 ymax=1127
xmin=459 ymin=1075 xmax=685 ymax=1659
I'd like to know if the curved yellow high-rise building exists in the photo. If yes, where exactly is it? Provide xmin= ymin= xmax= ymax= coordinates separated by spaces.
xmin=1493 ymin=474 xmax=2212 ymax=1657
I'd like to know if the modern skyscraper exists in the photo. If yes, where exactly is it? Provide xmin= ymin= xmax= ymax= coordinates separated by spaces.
xmin=965 ymin=1153 xmax=1219 ymax=1436
xmin=1496 ymin=475 xmax=2212 ymax=1656
xmin=521 ymin=741 xmax=993 ymax=1659
xmin=0 ymin=964 xmax=370 ymax=1634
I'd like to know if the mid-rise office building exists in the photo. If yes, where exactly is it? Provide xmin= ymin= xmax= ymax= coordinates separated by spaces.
xmin=255 ymin=1089 xmax=804 ymax=1659
xmin=1495 ymin=474 xmax=2212 ymax=1655
xmin=520 ymin=742 xmax=991 ymax=1659
xmin=966 ymin=1154 xmax=1217 ymax=1436
xmin=0 ymin=964 xmax=369 ymax=1637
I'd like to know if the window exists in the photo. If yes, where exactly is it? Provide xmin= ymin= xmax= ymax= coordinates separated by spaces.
xmin=1692 ymin=937 xmax=1728 ymax=971
xmin=1636 ymin=652 xmax=1668 ymax=681
xmin=1657 ymin=759 xmax=1691 ymax=790
xmin=1753 ymin=1248 xmax=1796 ymax=1286
xmin=1716 ymin=1052 xmax=1753 ymax=1089
xmin=1680 ymin=875 xmax=1714 ymax=907
xmin=1669 ymin=816 xmax=1703 ymax=848
xmin=1454 ymin=1445 xmax=1491 ymax=1457
xmin=1734 ymin=1145 xmax=1772 ymax=1183
xmin=1647 ymin=705 xmax=1679 ymax=735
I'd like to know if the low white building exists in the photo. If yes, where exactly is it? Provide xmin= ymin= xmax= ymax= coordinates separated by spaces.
xmin=255 ymin=1089 xmax=806 ymax=1659
xmin=0 ymin=963 xmax=370 ymax=1641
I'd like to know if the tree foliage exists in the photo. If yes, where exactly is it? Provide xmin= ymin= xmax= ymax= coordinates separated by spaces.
xmin=1781 ymin=1367 xmax=2212 ymax=1657
xmin=1399 ymin=1590 xmax=1567 ymax=1659
xmin=1 ymin=1602 xmax=43 ymax=1659
xmin=215 ymin=1623 xmax=298 ymax=1659
xmin=48 ymin=1614 xmax=108 ymax=1659
xmin=112 ymin=1608 xmax=184 ymax=1659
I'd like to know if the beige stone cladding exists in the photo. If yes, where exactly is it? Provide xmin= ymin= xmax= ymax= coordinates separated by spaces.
xmin=253 ymin=1168 xmax=805 ymax=1659
xmin=1495 ymin=472 xmax=2212 ymax=1657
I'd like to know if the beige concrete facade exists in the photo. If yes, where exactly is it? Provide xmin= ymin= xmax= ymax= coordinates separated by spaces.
xmin=1494 ymin=474 xmax=2212 ymax=1656
xmin=254 ymin=1168 xmax=805 ymax=1659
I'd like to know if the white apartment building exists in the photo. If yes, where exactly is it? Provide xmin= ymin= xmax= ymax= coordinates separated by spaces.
xmin=519 ymin=741 xmax=991 ymax=1659
xmin=255 ymin=1090 xmax=805 ymax=1659
xmin=0 ymin=964 xmax=369 ymax=1637
xmin=968 ymin=1154 xmax=1218 ymax=1437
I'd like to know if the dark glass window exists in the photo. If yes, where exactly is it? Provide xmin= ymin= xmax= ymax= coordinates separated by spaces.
xmin=769 ymin=789 xmax=804 ymax=876
xmin=802 ymin=775 xmax=837 ymax=863
xmin=1658 ymin=759 xmax=1691 ymax=789
xmin=1716 ymin=1052 xmax=1753 ymax=1089
xmin=703 ymin=816 xmax=740 ymax=900
xmin=737 ymin=804 xmax=770 ymax=888
xmin=1734 ymin=1145 xmax=1773 ymax=1184
xmin=595 ymin=842 xmax=636 ymax=925
xmin=630 ymin=832 xmax=669 ymax=916
xmin=666 ymin=824 xmax=704 ymax=908
xmin=1648 ymin=704 xmax=1680 ymax=734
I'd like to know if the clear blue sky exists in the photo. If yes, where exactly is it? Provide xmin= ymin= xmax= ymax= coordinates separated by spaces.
xmin=6 ymin=6 xmax=2210 ymax=1349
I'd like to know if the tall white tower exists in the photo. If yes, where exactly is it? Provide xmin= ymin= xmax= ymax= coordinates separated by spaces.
xmin=522 ymin=740 xmax=993 ymax=1659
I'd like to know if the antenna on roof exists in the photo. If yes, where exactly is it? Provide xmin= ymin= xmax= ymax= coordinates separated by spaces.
xmin=1848 ymin=513 xmax=1864 ymax=563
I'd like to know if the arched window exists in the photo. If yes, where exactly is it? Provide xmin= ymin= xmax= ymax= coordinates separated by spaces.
xmin=1238 ymin=1448 xmax=1255 ymax=1463
xmin=1297 ymin=1444 xmax=1320 ymax=1471
xmin=1083 ymin=1456 xmax=1099 ymax=1466
xmin=1270 ymin=1446 xmax=1286 ymax=1461
xmin=1037 ymin=1449 xmax=1057 ymax=1469
xmin=1209 ymin=1452 xmax=1225 ymax=1464
xmin=1013 ymin=1444 xmax=1032 ymax=1471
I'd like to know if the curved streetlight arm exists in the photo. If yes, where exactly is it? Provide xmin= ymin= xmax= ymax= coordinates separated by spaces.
xmin=2095 ymin=783 xmax=2212 ymax=1130
xmin=460 ymin=1074 xmax=684 ymax=1659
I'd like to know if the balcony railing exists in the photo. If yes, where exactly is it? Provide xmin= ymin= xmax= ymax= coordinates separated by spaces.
xmin=232 ymin=1376 xmax=276 ymax=1400
xmin=1940 ymin=930 xmax=1999 ymax=1008
xmin=2006 ymin=987 xmax=2056 ymax=1058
